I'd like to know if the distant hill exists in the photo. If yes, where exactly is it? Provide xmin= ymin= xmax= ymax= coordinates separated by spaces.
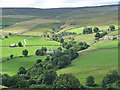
xmin=1 ymin=4 xmax=118 ymax=32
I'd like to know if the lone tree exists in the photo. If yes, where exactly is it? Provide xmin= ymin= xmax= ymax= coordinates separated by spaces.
xmin=22 ymin=49 xmax=28 ymax=57
xmin=10 ymin=54 xmax=14 ymax=59
xmin=93 ymin=27 xmax=99 ymax=33
xmin=18 ymin=42 xmax=23 ymax=47
xmin=53 ymin=74 xmax=81 ymax=88
xmin=102 ymin=70 xmax=120 ymax=87
xmin=86 ymin=76 xmax=95 ymax=87
xmin=36 ymin=49 xmax=45 ymax=56
xmin=4 ymin=36 xmax=8 ymax=38
xmin=109 ymin=25 xmax=115 ymax=31
xmin=9 ymin=33 xmax=12 ymax=35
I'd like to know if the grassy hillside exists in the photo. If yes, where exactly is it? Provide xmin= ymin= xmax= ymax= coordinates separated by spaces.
xmin=2 ymin=19 xmax=60 ymax=35
xmin=2 ymin=5 xmax=118 ymax=32
xmin=1 ymin=56 xmax=46 ymax=75
xmin=57 ymin=48 xmax=118 ymax=84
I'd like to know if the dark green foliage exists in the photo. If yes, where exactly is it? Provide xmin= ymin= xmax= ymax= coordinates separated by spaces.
xmin=53 ymin=74 xmax=81 ymax=88
xmin=94 ymin=32 xmax=107 ymax=40
xmin=9 ymin=33 xmax=12 ymax=35
xmin=109 ymin=25 xmax=115 ymax=31
xmin=56 ymin=32 xmax=76 ymax=37
xmin=22 ymin=49 xmax=28 ymax=56
xmin=41 ymin=47 xmax=47 ymax=52
xmin=2 ymin=74 xmax=10 ymax=86
xmin=28 ymin=79 xmax=37 ymax=85
xmin=4 ymin=36 xmax=8 ymax=38
xmin=36 ymin=49 xmax=45 ymax=56
xmin=2 ymin=74 xmax=28 ymax=88
xmin=95 ymin=33 xmax=101 ymax=38
xmin=45 ymin=56 xmax=50 ymax=61
xmin=57 ymin=47 xmax=62 ymax=51
xmin=100 ymin=31 xmax=107 ymax=38
xmin=17 ymin=67 xmax=27 ymax=74
xmin=86 ymin=76 xmax=95 ymax=87
xmin=52 ymin=34 xmax=65 ymax=43
xmin=18 ymin=42 xmax=23 ymax=47
xmin=62 ymin=41 xmax=89 ymax=51
xmin=102 ymin=70 xmax=120 ymax=87
xmin=30 ymin=84 xmax=52 ymax=88
xmin=9 ymin=54 xmax=14 ymax=59
xmin=83 ymin=27 xmax=92 ymax=34
xmin=93 ymin=27 xmax=99 ymax=32
xmin=36 ymin=59 xmax=42 ymax=63
xmin=40 ymin=70 xmax=57 ymax=85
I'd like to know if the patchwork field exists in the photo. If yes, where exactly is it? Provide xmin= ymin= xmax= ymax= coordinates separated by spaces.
xmin=2 ymin=35 xmax=60 ymax=46
xmin=57 ymin=48 xmax=118 ymax=85
xmin=1 ymin=35 xmax=61 ymax=75
xmin=66 ymin=25 xmax=119 ymax=34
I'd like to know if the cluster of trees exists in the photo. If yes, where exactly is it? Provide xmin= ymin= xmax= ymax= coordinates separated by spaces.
xmin=2 ymin=67 xmax=119 ymax=88
xmin=95 ymin=32 xmax=107 ymax=40
xmin=57 ymin=32 xmax=76 ymax=37
xmin=102 ymin=70 xmax=120 ymax=88
xmin=51 ymin=35 xmax=64 ymax=43
xmin=36 ymin=47 xmax=47 ymax=56
xmin=82 ymin=25 xmax=116 ymax=35
xmin=62 ymin=41 xmax=89 ymax=51
xmin=83 ymin=27 xmax=92 ymax=34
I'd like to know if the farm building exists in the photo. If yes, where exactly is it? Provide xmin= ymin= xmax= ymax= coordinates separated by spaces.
xmin=104 ymin=36 xmax=114 ymax=40
xmin=46 ymin=49 xmax=60 ymax=55
xmin=9 ymin=43 xmax=16 ymax=47
xmin=46 ymin=51 xmax=54 ymax=55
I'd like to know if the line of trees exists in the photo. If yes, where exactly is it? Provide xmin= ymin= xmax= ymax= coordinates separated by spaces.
xmin=2 ymin=69 xmax=120 ymax=88
xmin=95 ymin=32 xmax=107 ymax=40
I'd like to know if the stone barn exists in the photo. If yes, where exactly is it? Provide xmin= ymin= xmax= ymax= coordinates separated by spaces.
xmin=46 ymin=51 xmax=54 ymax=55
xmin=9 ymin=43 xmax=17 ymax=47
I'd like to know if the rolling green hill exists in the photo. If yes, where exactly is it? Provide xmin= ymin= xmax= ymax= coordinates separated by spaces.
xmin=57 ymin=48 xmax=118 ymax=84
xmin=1 ymin=4 xmax=118 ymax=34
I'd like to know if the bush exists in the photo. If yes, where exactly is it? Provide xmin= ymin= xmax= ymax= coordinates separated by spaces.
xmin=22 ymin=49 xmax=28 ymax=56
xmin=4 ymin=36 xmax=8 ymax=38
xmin=36 ymin=59 xmax=42 ymax=63
xmin=53 ymin=74 xmax=81 ymax=88
xmin=9 ymin=54 xmax=14 ymax=59
xmin=86 ymin=76 xmax=95 ymax=87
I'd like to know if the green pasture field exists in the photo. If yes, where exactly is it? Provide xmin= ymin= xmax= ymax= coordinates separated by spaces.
xmin=1 ymin=56 xmax=46 ymax=75
xmin=63 ymin=33 xmax=95 ymax=45
xmin=57 ymin=48 xmax=118 ymax=85
xmin=2 ymin=46 xmax=60 ymax=60
xmin=79 ymin=40 xmax=119 ymax=53
xmin=2 ymin=35 xmax=60 ymax=46
xmin=66 ymin=27 xmax=84 ymax=34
